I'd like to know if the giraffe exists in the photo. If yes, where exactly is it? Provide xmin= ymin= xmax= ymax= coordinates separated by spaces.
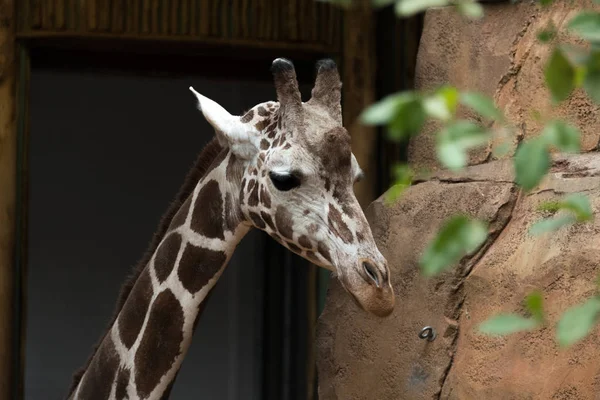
xmin=66 ymin=58 xmax=394 ymax=400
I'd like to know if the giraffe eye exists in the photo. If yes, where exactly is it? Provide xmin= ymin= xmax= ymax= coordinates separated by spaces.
xmin=269 ymin=172 xmax=301 ymax=191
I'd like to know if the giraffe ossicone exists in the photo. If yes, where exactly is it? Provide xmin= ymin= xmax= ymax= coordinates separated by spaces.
xmin=67 ymin=57 xmax=394 ymax=400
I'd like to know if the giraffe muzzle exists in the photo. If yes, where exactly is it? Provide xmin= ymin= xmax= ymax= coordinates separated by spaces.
xmin=339 ymin=258 xmax=395 ymax=317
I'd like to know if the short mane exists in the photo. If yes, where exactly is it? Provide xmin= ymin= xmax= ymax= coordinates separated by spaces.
xmin=66 ymin=137 xmax=225 ymax=398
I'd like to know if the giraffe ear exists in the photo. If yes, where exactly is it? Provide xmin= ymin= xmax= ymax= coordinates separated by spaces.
xmin=189 ymin=86 xmax=259 ymax=160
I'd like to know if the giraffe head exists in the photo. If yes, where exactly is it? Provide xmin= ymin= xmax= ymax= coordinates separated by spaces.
xmin=189 ymin=58 xmax=394 ymax=317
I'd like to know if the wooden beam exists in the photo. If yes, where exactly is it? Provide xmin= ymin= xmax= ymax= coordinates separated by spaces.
xmin=342 ymin=0 xmax=377 ymax=207
xmin=0 ymin=0 xmax=17 ymax=397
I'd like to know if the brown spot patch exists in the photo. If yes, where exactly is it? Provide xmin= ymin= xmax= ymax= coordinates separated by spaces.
xmin=115 ymin=367 xmax=130 ymax=400
xmin=178 ymin=244 xmax=227 ymax=293
xmin=306 ymin=251 xmax=320 ymax=264
xmin=318 ymin=127 xmax=352 ymax=174
xmin=318 ymin=242 xmax=333 ymax=264
xmin=283 ymin=143 xmax=292 ymax=150
xmin=135 ymin=289 xmax=184 ymax=399
xmin=249 ymin=211 xmax=266 ymax=229
xmin=328 ymin=205 xmax=354 ymax=244
xmin=169 ymin=196 xmax=192 ymax=229
xmin=356 ymin=230 xmax=365 ymax=242
xmin=267 ymin=123 xmax=277 ymax=138
xmin=273 ymin=137 xmax=281 ymax=147
xmin=333 ymin=185 xmax=351 ymax=206
xmin=191 ymin=180 xmax=225 ymax=240
xmin=255 ymin=119 xmax=270 ymax=131
xmin=257 ymin=154 xmax=265 ymax=169
xmin=240 ymin=109 xmax=254 ymax=123
xmin=260 ymin=139 xmax=270 ymax=150
xmin=154 ymin=232 xmax=182 ymax=283
xmin=261 ymin=211 xmax=276 ymax=231
xmin=247 ymin=179 xmax=256 ymax=192
xmin=257 ymin=106 xmax=269 ymax=116
xmin=324 ymin=177 xmax=331 ymax=192
xmin=248 ymin=184 xmax=260 ymax=207
xmin=77 ymin=335 xmax=119 ymax=399
xmin=298 ymin=235 xmax=312 ymax=249
xmin=118 ymin=268 xmax=153 ymax=349
xmin=275 ymin=206 xmax=294 ymax=240
xmin=342 ymin=202 xmax=356 ymax=219
xmin=308 ymin=223 xmax=320 ymax=234
xmin=260 ymin=186 xmax=271 ymax=208
xmin=288 ymin=242 xmax=302 ymax=253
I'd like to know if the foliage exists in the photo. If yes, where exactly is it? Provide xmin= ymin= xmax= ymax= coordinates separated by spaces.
xmin=320 ymin=0 xmax=598 ymax=347
xmin=420 ymin=215 xmax=487 ymax=276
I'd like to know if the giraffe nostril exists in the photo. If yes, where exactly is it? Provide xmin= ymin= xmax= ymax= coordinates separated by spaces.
xmin=362 ymin=261 xmax=381 ymax=288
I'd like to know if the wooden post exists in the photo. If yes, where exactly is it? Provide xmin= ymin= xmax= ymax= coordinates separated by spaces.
xmin=342 ymin=0 xmax=377 ymax=208
xmin=0 ymin=0 xmax=16 ymax=398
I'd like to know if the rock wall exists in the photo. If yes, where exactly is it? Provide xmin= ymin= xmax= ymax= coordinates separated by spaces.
xmin=317 ymin=2 xmax=600 ymax=399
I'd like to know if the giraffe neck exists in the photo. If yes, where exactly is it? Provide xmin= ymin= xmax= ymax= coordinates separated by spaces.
xmin=71 ymin=149 xmax=249 ymax=400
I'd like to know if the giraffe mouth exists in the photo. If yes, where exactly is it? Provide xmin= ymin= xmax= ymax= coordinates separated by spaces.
xmin=335 ymin=265 xmax=395 ymax=317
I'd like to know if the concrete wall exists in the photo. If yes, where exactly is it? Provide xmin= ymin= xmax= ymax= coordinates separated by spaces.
xmin=317 ymin=1 xmax=600 ymax=399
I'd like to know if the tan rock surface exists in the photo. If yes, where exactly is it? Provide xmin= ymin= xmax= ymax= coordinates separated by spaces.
xmin=409 ymin=1 xmax=600 ymax=172
xmin=317 ymin=2 xmax=600 ymax=399
xmin=441 ymin=153 xmax=600 ymax=400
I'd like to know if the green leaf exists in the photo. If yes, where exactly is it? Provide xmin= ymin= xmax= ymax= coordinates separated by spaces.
xmin=557 ymin=297 xmax=600 ymax=347
xmin=360 ymin=92 xmax=427 ymax=140
xmin=360 ymin=93 xmax=416 ymax=125
xmin=525 ymin=291 xmax=545 ymax=323
xmin=424 ymin=86 xmax=459 ymax=121
xmin=529 ymin=214 xmax=577 ymax=236
xmin=385 ymin=184 xmax=407 ymax=205
xmin=387 ymin=99 xmax=427 ymax=140
xmin=460 ymin=92 xmax=505 ymax=122
xmin=424 ymin=96 xmax=451 ymax=121
xmin=385 ymin=164 xmax=414 ymax=204
xmin=539 ymin=0 xmax=554 ymax=5
xmin=479 ymin=314 xmax=539 ymax=336
xmin=538 ymin=194 xmax=594 ymax=222
xmin=541 ymin=120 xmax=581 ymax=153
xmin=456 ymin=1 xmax=483 ymax=20
xmin=514 ymin=138 xmax=550 ymax=192
xmin=420 ymin=215 xmax=488 ymax=276
xmin=436 ymin=121 xmax=490 ymax=170
xmin=568 ymin=12 xmax=600 ymax=43
xmin=537 ymin=28 xmax=556 ymax=43
xmin=562 ymin=193 xmax=594 ymax=221
xmin=544 ymin=48 xmax=576 ymax=103
xmin=584 ymin=51 xmax=600 ymax=103
xmin=395 ymin=0 xmax=449 ymax=16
